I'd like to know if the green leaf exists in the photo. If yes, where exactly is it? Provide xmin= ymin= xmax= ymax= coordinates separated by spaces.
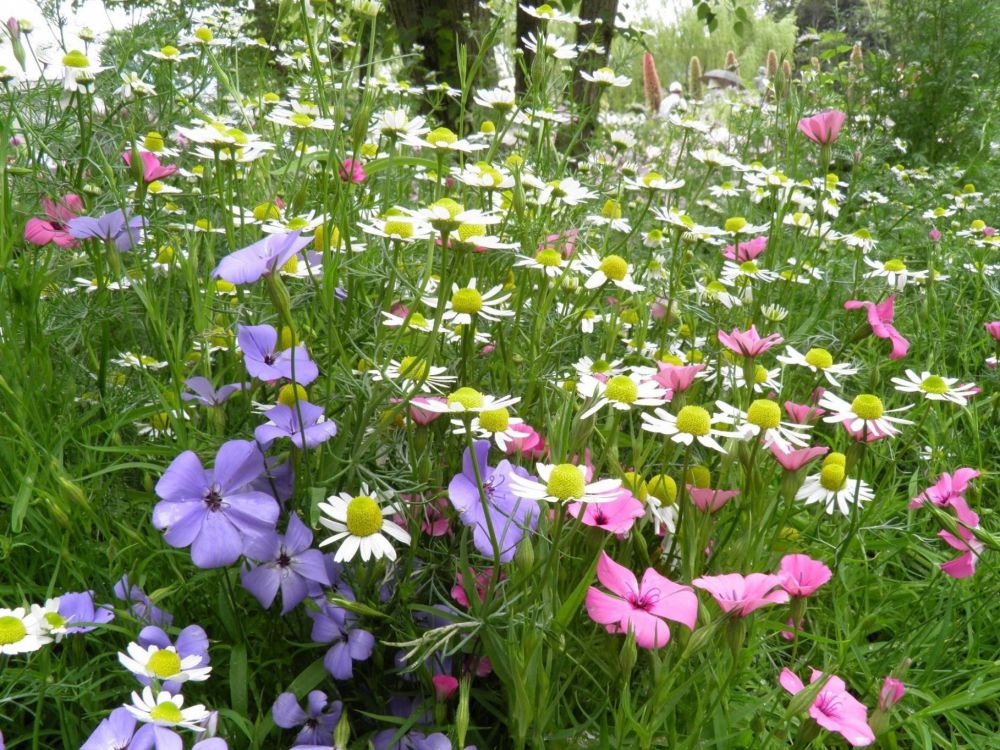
xmin=229 ymin=642 xmax=249 ymax=718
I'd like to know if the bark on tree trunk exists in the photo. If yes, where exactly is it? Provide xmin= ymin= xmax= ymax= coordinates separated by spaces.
xmin=569 ymin=0 xmax=619 ymax=152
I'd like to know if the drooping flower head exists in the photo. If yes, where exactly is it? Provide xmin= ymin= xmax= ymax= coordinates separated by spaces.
xmin=24 ymin=194 xmax=83 ymax=247
xmin=844 ymin=296 xmax=909 ymax=360
xmin=798 ymin=110 xmax=846 ymax=146
xmin=779 ymin=668 xmax=875 ymax=747
xmin=213 ymin=231 xmax=313 ymax=285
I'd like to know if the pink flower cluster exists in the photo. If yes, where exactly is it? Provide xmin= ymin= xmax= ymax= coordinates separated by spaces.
xmin=911 ymin=469 xmax=983 ymax=578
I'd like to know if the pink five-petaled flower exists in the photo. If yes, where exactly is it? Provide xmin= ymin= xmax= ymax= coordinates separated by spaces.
xmin=985 ymin=321 xmax=1000 ymax=342
xmin=779 ymin=668 xmax=875 ymax=747
xmin=717 ymin=325 xmax=784 ymax=358
xmin=123 ymin=150 xmax=178 ymax=183
xmin=24 ymin=194 xmax=84 ymax=248
xmin=939 ymin=522 xmax=985 ymax=579
xmin=797 ymin=110 xmax=847 ymax=146
xmin=844 ymin=296 xmax=910 ymax=360
xmin=770 ymin=444 xmax=829 ymax=471
xmin=878 ymin=677 xmax=905 ymax=711
xmin=585 ymin=552 xmax=697 ymax=649
xmin=687 ymin=486 xmax=739 ymax=513
xmin=652 ymin=363 xmax=703 ymax=393
xmin=568 ymin=490 xmax=645 ymax=535
xmin=777 ymin=554 xmax=832 ymax=597
xmin=691 ymin=573 xmax=789 ymax=616
xmin=338 ymin=158 xmax=366 ymax=183
xmin=909 ymin=468 xmax=980 ymax=511
xmin=723 ymin=235 xmax=767 ymax=261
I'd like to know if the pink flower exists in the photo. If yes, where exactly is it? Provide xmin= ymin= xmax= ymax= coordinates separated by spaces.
xmin=844 ymin=296 xmax=909 ymax=360
xmin=797 ymin=110 xmax=847 ymax=146
xmin=985 ymin=321 xmax=1000 ymax=342
xmin=417 ymin=497 xmax=451 ymax=537
xmin=651 ymin=300 xmax=670 ymax=320
xmin=538 ymin=229 xmax=579 ymax=259
xmin=784 ymin=401 xmax=826 ymax=424
xmin=770 ymin=444 xmax=829 ymax=471
xmin=504 ymin=424 xmax=545 ymax=458
xmin=939 ymin=524 xmax=984 ymax=579
xmin=929 ymin=227 xmax=941 ymax=242
xmin=451 ymin=568 xmax=498 ymax=609
xmin=692 ymin=573 xmax=789 ymax=616
xmin=717 ymin=325 xmax=783 ymax=357
xmin=687 ymin=486 xmax=739 ymax=513
xmin=338 ymin=158 xmax=366 ymax=183
xmin=123 ymin=150 xmax=178 ymax=182
xmin=652 ymin=363 xmax=702 ymax=393
xmin=779 ymin=668 xmax=875 ymax=747
xmin=878 ymin=677 xmax=905 ymax=711
xmin=584 ymin=552 xmax=698 ymax=649
xmin=723 ymin=235 xmax=767 ymax=261
xmin=569 ymin=491 xmax=645 ymax=535
xmin=909 ymin=468 xmax=980 ymax=511
xmin=777 ymin=554 xmax=832 ymax=597
xmin=24 ymin=194 xmax=84 ymax=248
xmin=407 ymin=397 xmax=446 ymax=425
xmin=432 ymin=674 xmax=459 ymax=701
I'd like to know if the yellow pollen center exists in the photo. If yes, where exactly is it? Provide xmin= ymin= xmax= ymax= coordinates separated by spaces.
xmin=62 ymin=50 xmax=90 ymax=68
xmin=345 ymin=495 xmax=383 ymax=537
xmin=746 ymin=399 xmax=781 ymax=429
xmin=290 ymin=112 xmax=314 ymax=127
xmin=604 ymin=375 xmax=638 ymax=404
xmin=647 ymin=474 xmax=678 ymax=505
xmin=686 ymin=464 xmax=712 ymax=489
xmin=383 ymin=220 xmax=413 ymax=239
xmin=724 ymin=216 xmax=748 ymax=233
xmin=819 ymin=464 xmax=847 ymax=492
xmin=883 ymin=259 xmax=906 ymax=272
xmin=535 ymin=249 xmax=562 ymax=267
xmin=590 ymin=359 xmax=611 ymax=373
xmin=278 ymin=383 xmax=308 ymax=407
xmin=149 ymin=702 xmax=184 ymax=724
xmin=427 ymin=127 xmax=458 ymax=146
xmin=601 ymin=200 xmax=623 ymax=219
xmin=479 ymin=408 xmax=509 ymax=432
xmin=398 ymin=356 xmax=429 ymax=381
xmin=675 ymin=405 xmax=711 ymax=436
xmin=642 ymin=172 xmax=662 ymax=186
xmin=851 ymin=394 xmax=884 ymax=420
xmin=408 ymin=312 xmax=428 ymax=328
xmin=546 ymin=464 xmax=585 ymax=501
xmin=160 ymin=45 xmax=179 ymax=57
xmin=598 ymin=255 xmax=628 ymax=281
xmin=457 ymin=224 xmax=485 ymax=242
xmin=805 ymin=348 xmax=833 ymax=369
xmin=822 ymin=452 xmax=847 ymax=468
xmin=195 ymin=27 xmax=213 ymax=42
xmin=920 ymin=375 xmax=948 ymax=394
xmin=44 ymin=612 xmax=67 ymax=630
xmin=447 ymin=387 xmax=484 ymax=410
xmin=451 ymin=288 xmax=483 ymax=314
xmin=738 ymin=261 xmax=758 ymax=274
xmin=144 ymin=132 xmax=165 ymax=151
xmin=147 ymin=649 xmax=183 ymax=678
xmin=0 ymin=616 xmax=27 ymax=645
xmin=754 ymin=365 xmax=769 ymax=384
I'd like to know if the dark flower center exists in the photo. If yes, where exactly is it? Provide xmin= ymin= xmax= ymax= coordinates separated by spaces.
xmin=204 ymin=487 xmax=224 ymax=512
xmin=276 ymin=551 xmax=292 ymax=568
xmin=263 ymin=354 xmax=276 ymax=365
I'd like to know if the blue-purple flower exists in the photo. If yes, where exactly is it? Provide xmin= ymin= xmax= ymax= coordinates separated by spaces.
xmin=35 ymin=590 xmax=114 ymax=640
xmin=255 ymin=402 xmax=338 ymax=449
xmin=448 ymin=440 xmax=539 ymax=562
xmin=114 ymin=575 xmax=173 ymax=627
xmin=213 ymin=230 xmax=313 ymax=285
xmin=241 ymin=513 xmax=331 ymax=614
xmin=237 ymin=324 xmax=319 ymax=385
xmin=309 ymin=600 xmax=375 ymax=679
xmin=272 ymin=690 xmax=343 ymax=746
xmin=181 ymin=377 xmax=245 ymax=407
xmin=68 ymin=208 xmax=147 ymax=251
xmin=152 ymin=440 xmax=280 ymax=568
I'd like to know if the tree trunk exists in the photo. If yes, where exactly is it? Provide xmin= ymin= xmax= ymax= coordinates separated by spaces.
xmin=569 ymin=0 xmax=619 ymax=150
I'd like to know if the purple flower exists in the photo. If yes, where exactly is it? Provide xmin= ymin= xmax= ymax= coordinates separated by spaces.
xmin=251 ymin=458 xmax=296 ymax=504
xmin=53 ymin=590 xmax=114 ymax=634
xmin=135 ymin=624 xmax=210 ymax=694
xmin=254 ymin=402 xmax=338 ymax=449
xmin=114 ymin=575 xmax=173 ymax=627
xmin=371 ymin=700 xmax=452 ymax=750
xmin=448 ymin=440 xmax=539 ymax=562
xmin=152 ymin=440 xmax=280 ymax=568
xmin=181 ymin=376 xmax=245 ymax=407
xmin=82 ymin=707 xmax=138 ymax=750
xmin=237 ymin=324 xmax=318 ymax=385
xmin=212 ymin=230 xmax=313 ymax=285
xmin=193 ymin=740 xmax=229 ymax=750
xmin=309 ymin=601 xmax=375 ymax=679
xmin=273 ymin=690 xmax=343 ymax=746
xmin=242 ymin=513 xmax=331 ymax=614
xmin=68 ymin=208 xmax=147 ymax=251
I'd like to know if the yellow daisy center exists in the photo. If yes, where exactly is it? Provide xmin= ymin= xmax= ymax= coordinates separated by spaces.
xmin=398 ymin=356 xmax=429 ymax=382
xmin=149 ymin=701 xmax=184 ymax=724
xmin=457 ymin=224 xmax=485 ymax=243
xmin=546 ymin=464 xmax=585 ymax=501
xmin=44 ymin=612 xmax=67 ymax=630
xmin=805 ymin=348 xmax=833 ymax=369
xmin=642 ymin=172 xmax=662 ymax=187
xmin=0 ymin=616 xmax=27 ymax=645
xmin=447 ymin=387 xmax=484 ymax=410
xmin=479 ymin=408 xmax=509 ymax=433
xmin=601 ymin=200 xmax=623 ymax=219
xmin=604 ymin=375 xmax=638 ymax=404
xmin=144 ymin=132 xmax=165 ymax=151
xmin=427 ymin=127 xmax=458 ymax=146
xmin=746 ymin=399 xmax=781 ymax=429
xmin=753 ymin=365 xmax=770 ymax=384
xmin=535 ymin=249 xmax=562 ymax=267
xmin=851 ymin=394 xmax=884 ymax=421
xmin=647 ymin=474 xmax=677 ymax=505
xmin=919 ymin=375 xmax=948 ymax=394
xmin=819 ymin=464 xmax=847 ymax=492
xmin=62 ymin=50 xmax=90 ymax=68
xmin=675 ymin=405 xmax=711 ymax=436
xmin=686 ymin=464 xmax=712 ymax=489
xmin=408 ymin=312 xmax=429 ymax=329
xmin=345 ymin=495 xmax=383 ymax=537
xmin=738 ymin=261 xmax=758 ymax=274
xmin=149 ymin=413 xmax=172 ymax=431
xmin=590 ymin=359 xmax=611 ymax=373
xmin=451 ymin=288 xmax=483 ymax=314
xmin=278 ymin=383 xmax=308 ymax=407
xmin=883 ymin=259 xmax=906 ymax=272
xmin=724 ymin=216 xmax=747 ymax=233
xmin=147 ymin=649 xmax=183 ymax=678
xmin=160 ymin=45 xmax=179 ymax=57
xmin=598 ymin=254 xmax=628 ymax=281
xmin=823 ymin=452 xmax=847 ymax=468
xmin=383 ymin=219 xmax=413 ymax=239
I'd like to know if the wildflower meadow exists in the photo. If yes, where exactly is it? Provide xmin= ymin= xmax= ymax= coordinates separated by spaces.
xmin=1 ymin=0 xmax=998 ymax=748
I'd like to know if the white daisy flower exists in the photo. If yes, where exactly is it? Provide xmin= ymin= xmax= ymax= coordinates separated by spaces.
xmin=695 ymin=280 xmax=743 ymax=308
xmin=572 ymin=355 xmax=624 ymax=379
xmin=509 ymin=463 xmax=621 ymax=504
xmin=818 ymin=392 xmax=914 ymax=439
xmin=360 ymin=215 xmax=433 ymax=242
xmin=452 ymin=162 xmax=514 ymax=189
xmin=576 ymin=373 xmax=669 ymax=419
xmin=145 ymin=45 xmax=197 ymax=62
xmin=417 ymin=387 xmax=520 ymax=414
xmin=368 ymin=356 xmax=456 ymax=392
xmin=404 ymin=126 xmax=483 ymax=153
xmin=534 ymin=177 xmax=596 ymax=206
xmin=580 ymin=67 xmax=631 ymax=87
xmin=890 ymin=370 xmax=978 ymax=406
xmin=373 ymin=109 xmax=429 ymax=139
xmin=513 ymin=247 xmax=571 ymax=277
xmin=0 ymin=607 xmax=52 ymax=655
xmin=318 ymin=486 xmax=411 ymax=563
xmin=714 ymin=399 xmax=812 ymax=453
xmin=721 ymin=259 xmax=779 ymax=284
xmin=473 ymin=87 xmax=517 ymax=111
xmin=624 ymin=171 xmax=685 ymax=192
xmin=640 ymin=404 xmax=742 ymax=453
xmin=777 ymin=346 xmax=859 ymax=387
xmin=577 ymin=251 xmax=644 ymax=292
xmin=112 ymin=352 xmax=169 ymax=370
xmin=450 ymin=407 xmax=526 ymax=451
xmin=519 ymin=3 xmax=582 ymax=23
xmin=863 ymin=257 xmax=927 ymax=289
xmin=380 ymin=310 xmax=435 ymax=332
xmin=125 ymin=687 xmax=209 ymax=730
xmin=796 ymin=454 xmax=874 ymax=516
xmin=118 ymin=643 xmax=212 ymax=684
xmin=425 ymin=278 xmax=513 ymax=325
xmin=521 ymin=32 xmax=578 ymax=60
